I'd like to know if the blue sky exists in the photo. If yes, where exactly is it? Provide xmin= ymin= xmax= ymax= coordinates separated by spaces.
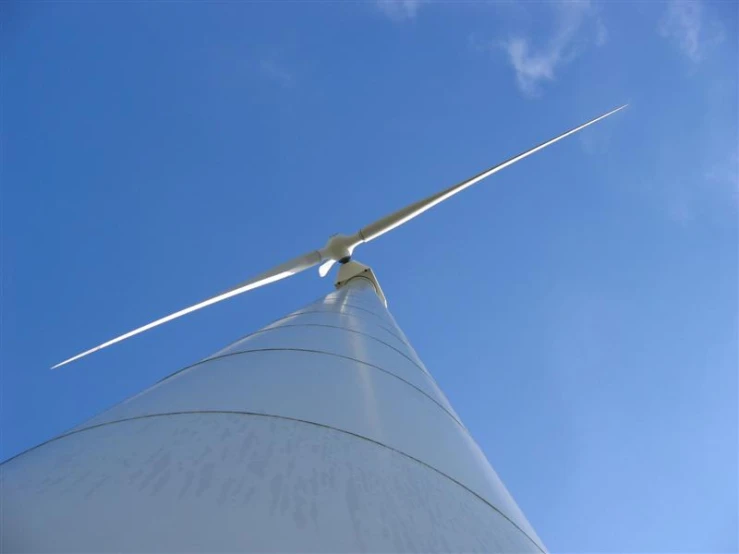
xmin=2 ymin=1 xmax=736 ymax=552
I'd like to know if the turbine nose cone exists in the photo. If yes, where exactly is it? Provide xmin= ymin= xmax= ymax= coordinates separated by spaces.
xmin=324 ymin=233 xmax=359 ymax=262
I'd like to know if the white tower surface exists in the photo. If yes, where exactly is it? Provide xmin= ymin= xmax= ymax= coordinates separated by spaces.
xmin=5 ymin=107 xmax=628 ymax=552
xmin=2 ymin=263 xmax=546 ymax=553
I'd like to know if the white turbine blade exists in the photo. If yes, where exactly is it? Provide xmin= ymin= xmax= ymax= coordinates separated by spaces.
xmin=52 ymin=250 xmax=322 ymax=369
xmin=357 ymin=104 xmax=627 ymax=244
xmin=318 ymin=259 xmax=336 ymax=277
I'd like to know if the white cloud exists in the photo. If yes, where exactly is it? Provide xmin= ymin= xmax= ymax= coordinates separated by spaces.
xmin=504 ymin=38 xmax=557 ymax=96
xmin=260 ymin=59 xmax=294 ymax=87
xmin=500 ymin=1 xmax=606 ymax=97
xmin=659 ymin=149 xmax=738 ymax=225
xmin=706 ymin=152 xmax=739 ymax=200
xmin=376 ymin=0 xmax=423 ymax=21
xmin=667 ymin=185 xmax=697 ymax=225
xmin=658 ymin=0 xmax=724 ymax=63
xmin=595 ymin=18 xmax=608 ymax=47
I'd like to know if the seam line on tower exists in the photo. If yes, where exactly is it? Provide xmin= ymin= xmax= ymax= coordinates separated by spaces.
xmin=216 ymin=323 xmax=428 ymax=375
xmin=310 ymin=300 xmax=391 ymax=324
xmin=269 ymin=309 xmax=409 ymax=345
xmin=215 ymin=311 xmax=410 ymax=358
xmin=2 ymin=410 xmax=544 ymax=553
xmin=152 ymin=347 xmax=464 ymax=428
xmin=213 ymin=300 xmax=409 ymax=358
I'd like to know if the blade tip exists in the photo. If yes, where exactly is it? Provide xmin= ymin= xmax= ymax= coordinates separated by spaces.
xmin=51 ymin=354 xmax=83 ymax=370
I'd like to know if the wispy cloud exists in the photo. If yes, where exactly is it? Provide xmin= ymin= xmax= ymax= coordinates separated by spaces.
xmin=375 ymin=0 xmax=423 ymax=22
xmin=657 ymin=145 xmax=738 ymax=226
xmin=499 ymin=1 xmax=606 ymax=97
xmin=595 ymin=18 xmax=608 ymax=47
xmin=706 ymin=152 xmax=739 ymax=198
xmin=260 ymin=59 xmax=294 ymax=87
xmin=658 ymin=0 xmax=724 ymax=63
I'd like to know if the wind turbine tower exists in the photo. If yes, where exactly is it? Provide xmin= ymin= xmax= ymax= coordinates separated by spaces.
xmin=2 ymin=106 xmax=626 ymax=552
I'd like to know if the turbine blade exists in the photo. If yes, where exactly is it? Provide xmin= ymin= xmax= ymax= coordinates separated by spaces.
xmin=357 ymin=104 xmax=627 ymax=244
xmin=318 ymin=259 xmax=336 ymax=277
xmin=52 ymin=250 xmax=322 ymax=369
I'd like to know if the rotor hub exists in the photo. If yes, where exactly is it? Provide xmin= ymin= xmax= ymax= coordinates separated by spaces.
xmin=323 ymin=233 xmax=359 ymax=263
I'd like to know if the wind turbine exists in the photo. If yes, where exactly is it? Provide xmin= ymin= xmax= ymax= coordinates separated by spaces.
xmin=3 ymin=105 xmax=626 ymax=553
